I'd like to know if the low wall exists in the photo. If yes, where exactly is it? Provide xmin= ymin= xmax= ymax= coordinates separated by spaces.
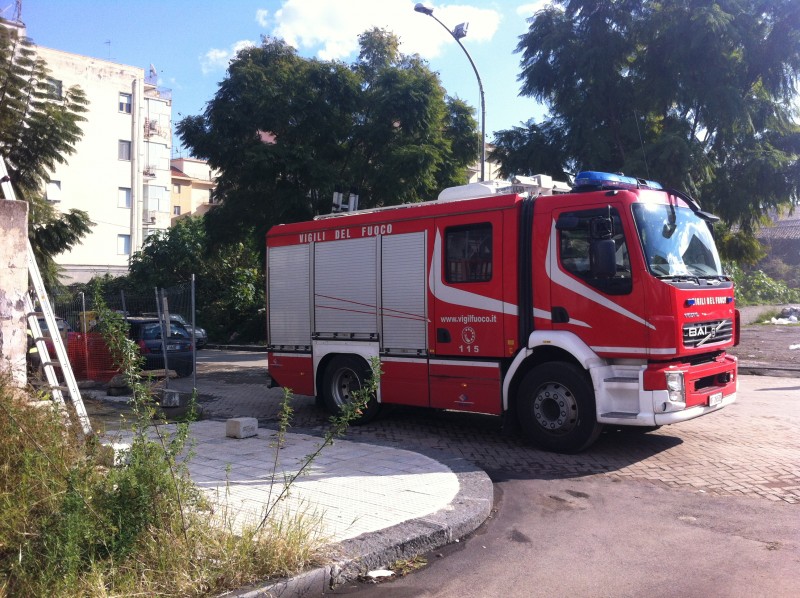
xmin=0 ymin=199 xmax=28 ymax=386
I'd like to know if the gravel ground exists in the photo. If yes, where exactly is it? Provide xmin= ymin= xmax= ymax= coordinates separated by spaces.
xmin=728 ymin=305 xmax=800 ymax=374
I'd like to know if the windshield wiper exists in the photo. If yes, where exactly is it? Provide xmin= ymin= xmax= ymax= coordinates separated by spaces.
xmin=657 ymin=274 xmax=701 ymax=283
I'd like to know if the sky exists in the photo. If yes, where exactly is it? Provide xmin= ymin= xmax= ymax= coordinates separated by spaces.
xmin=19 ymin=0 xmax=550 ymax=157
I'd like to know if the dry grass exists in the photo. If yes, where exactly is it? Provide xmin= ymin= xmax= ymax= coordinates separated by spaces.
xmin=0 ymin=374 xmax=327 ymax=597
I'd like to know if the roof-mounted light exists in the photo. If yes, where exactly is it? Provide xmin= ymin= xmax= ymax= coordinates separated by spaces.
xmin=574 ymin=171 xmax=663 ymax=191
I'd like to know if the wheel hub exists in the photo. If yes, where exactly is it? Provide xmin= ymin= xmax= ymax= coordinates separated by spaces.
xmin=532 ymin=382 xmax=577 ymax=434
xmin=333 ymin=368 xmax=360 ymax=406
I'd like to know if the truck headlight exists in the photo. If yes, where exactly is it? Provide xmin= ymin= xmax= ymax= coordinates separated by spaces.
xmin=665 ymin=371 xmax=685 ymax=403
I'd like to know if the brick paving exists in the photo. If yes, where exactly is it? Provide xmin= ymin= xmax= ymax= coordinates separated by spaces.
xmin=166 ymin=356 xmax=800 ymax=505
xmin=111 ymin=420 xmax=460 ymax=543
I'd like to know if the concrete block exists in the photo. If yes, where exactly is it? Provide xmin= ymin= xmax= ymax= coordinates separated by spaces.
xmin=97 ymin=440 xmax=132 ymax=467
xmin=0 ymin=199 xmax=29 ymax=387
xmin=161 ymin=389 xmax=182 ymax=407
xmin=226 ymin=417 xmax=258 ymax=439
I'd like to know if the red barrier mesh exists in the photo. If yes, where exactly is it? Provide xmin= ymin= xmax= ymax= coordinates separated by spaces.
xmin=67 ymin=333 xmax=119 ymax=383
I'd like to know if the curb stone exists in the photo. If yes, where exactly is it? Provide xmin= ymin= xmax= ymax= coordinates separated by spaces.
xmin=205 ymin=344 xmax=268 ymax=352
xmin=229 ymin=458 xmax=493 ymax=597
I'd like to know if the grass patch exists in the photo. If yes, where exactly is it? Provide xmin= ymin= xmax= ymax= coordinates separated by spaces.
xmin=0 ymin=372 xmax=328 ymax=596
xmin=752 ymin=308 xmax=785 ymax=323
xmin=752 ymin=308 xmax=800 ymax=325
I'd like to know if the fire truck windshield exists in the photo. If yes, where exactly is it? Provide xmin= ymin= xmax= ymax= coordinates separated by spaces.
xmin=632 ymin=203 xmax=723 ymax=278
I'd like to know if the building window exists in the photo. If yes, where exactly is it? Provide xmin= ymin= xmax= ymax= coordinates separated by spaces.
xmin=117 ymin=234 xmax=131 ymax=255
xmin=444 ymin=223 xmax=492 ymax=283
xmin=143 ymin=185 xmax=169 ymax=212
xmin=47 ymin=77 xmax=63 ymax=100
xmin=118 ymin=140 xmax=131 ymax=161
xmin=173 ymin=205 xmax=181 ymax=216
xmin=45 ymin=180 xmax=62 ymax=202
xmin=173 ymin=183 xmax=181 ymax=194
xmin=119 ymin=92 xmax=132 ymax=113
xmin=118 ymin=187 xmax=131 ymax=208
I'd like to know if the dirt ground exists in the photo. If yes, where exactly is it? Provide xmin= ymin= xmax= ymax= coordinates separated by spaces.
xmin=728 ymin=305 xmax=800 ymax=373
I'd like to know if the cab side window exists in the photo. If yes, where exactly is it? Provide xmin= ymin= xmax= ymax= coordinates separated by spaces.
xmin=445 ymin=223 xmax=492 ymax=283
xmin=559 ymin=208 xmax=632 ymax=295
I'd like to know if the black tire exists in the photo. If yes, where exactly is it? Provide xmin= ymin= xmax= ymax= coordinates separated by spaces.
xmin=516 ymin=362 xmax=603 ymax=453
xmin=321 ymin=355 xmax=381 ymax=424
xmin=175 ymin=366 xmax=193 ymax=379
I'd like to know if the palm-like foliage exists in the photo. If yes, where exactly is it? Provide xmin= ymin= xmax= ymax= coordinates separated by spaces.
xmin=0 ymin=21 xmax=90 ymax=287
xmin=499 ymin=0 xmax=800 ymax=261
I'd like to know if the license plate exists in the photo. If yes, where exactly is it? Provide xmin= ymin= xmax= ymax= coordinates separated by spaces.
xmin=709 ymin=392 xmax=723 ymax=406
xmin=167 ymin=344 xmax=179 ymax=351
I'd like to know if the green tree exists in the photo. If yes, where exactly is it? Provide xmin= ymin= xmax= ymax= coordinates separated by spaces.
xmin=499 ymin=0 xmax=800 ymax=261
xmin=123 ymin=216 xmax=265 ymax=341
xmin=0 ymin=21 xmax=91 ymax=287
xmin=178 ymin=29 xmax=479 ymax=250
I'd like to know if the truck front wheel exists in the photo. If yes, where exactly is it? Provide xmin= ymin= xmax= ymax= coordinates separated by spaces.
xmin=517 ymin=362 xmax=603 ymax=453
xmin=321 ymin=355 xmax=381 ymax=424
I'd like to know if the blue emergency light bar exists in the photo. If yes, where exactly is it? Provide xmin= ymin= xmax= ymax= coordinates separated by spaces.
xmin=574 ymin=171 xmax=663 ymax=190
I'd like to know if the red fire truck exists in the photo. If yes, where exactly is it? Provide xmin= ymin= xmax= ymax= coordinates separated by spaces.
xmin=265 ymin=172 xmax=738 ymax=452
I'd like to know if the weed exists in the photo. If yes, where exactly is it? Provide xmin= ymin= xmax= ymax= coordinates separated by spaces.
xmin=0 ymin=289 xmax=380 ymax=595
xmin=392 ymin=555 xmax=428 ymax=576
xmin=256 ymin=357 xmax=382 ymax=533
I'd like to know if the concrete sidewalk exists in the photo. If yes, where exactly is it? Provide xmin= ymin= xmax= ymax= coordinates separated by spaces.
xmin=107 ymin=419 xmax=493 ymax=596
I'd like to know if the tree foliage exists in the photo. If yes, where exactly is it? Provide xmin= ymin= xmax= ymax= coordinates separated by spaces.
xmin=178 ymin=29 xmax=480 ymax=249
xmin=0 ymin=21 xmax=91 ymax=287
xmin=498 ymin=0 xmax=800 ymax=261
xmin=122 ymin=216 xmax=265 ymax=341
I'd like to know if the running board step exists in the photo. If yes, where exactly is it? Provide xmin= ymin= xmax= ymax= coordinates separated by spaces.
xmin=603 ymin=377 xmax=638 ymax=384
xmin=601 ymin=412 xmax=639 ymax=419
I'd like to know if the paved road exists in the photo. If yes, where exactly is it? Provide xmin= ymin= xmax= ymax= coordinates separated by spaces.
xmin=328 ymin=475 xmax=800 ymax=597
xmin=172 ymin=352 xmax=800 ymax=505
xmin=112 ymin=351 xmax=799 ymax=596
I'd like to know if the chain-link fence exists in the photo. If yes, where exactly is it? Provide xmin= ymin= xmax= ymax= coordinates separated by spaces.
xmin=45 ymin=282 xmax=198 ymax=385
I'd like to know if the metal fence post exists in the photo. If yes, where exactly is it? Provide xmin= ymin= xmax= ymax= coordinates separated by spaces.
xmin=155 ymin=287 xmax=170 ymax=389
xmin=80 ymin=291 xmax=89 ymax=378
xmin=191 ymin=273 xmax=197 ymax=390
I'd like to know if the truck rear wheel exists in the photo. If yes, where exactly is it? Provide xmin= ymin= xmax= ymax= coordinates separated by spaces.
xmin=517 ymin=362 xmax=603 ymax=453
xmin=321 ymin=355 xmax=381 ymax=424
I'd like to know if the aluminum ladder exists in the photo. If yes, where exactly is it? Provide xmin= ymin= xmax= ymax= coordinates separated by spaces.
xmin=0 ymin=158 xmax=92 ymax=436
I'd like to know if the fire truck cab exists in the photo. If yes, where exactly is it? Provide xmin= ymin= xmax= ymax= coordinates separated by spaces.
xmin=266 ymin=172 xmax=738 ymax=452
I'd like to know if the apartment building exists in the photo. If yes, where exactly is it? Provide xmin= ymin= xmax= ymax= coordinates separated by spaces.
xmin=35 ymin=46 xmax=172 ymax=283
xmin=466 ymin=143 xmax=502 ymax=184
xmin=170 ymin=157 xmax=216 ymax=222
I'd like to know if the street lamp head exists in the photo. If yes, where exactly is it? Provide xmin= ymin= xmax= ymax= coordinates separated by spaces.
xmin=414 ymin=3 xmax=434 ymax=16
xmin=453 ymin=22 xmax=468 ymax=39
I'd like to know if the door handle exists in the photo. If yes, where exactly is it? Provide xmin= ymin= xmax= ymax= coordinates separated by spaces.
xmin=551 ymin=307 xmax=570 ymax=324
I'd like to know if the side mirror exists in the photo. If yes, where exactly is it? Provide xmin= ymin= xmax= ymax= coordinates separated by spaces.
xmin=590 ymin=239 xmax=616 ymax=278
xmin=590 ymin=217 xmax=613 ymax=239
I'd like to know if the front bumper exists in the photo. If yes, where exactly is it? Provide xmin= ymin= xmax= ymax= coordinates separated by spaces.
xmin=649 ymin=353 xmax=738 ymax=422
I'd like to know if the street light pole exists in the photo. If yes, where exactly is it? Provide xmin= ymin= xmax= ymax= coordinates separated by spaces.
xmin=414 ymin=3 xmax=486 ymax=182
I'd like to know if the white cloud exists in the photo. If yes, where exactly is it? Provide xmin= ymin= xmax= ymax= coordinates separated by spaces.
xmin=200 ymin=40 xmax=256 ymax=74
xmin=256 ymin=8 xmax=270 ymax=27
xmin=268 ymin=0 xmax=502 ymax=61
xmin=516 ymin=1 xmax=550 ymax=17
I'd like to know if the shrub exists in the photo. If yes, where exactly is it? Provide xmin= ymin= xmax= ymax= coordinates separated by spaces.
xmin=724 ymin=262 xmax=800 ymax=305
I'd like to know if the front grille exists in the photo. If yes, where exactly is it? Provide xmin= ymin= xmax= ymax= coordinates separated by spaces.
xmin=683 ymin=319 xmax=733 ymax=348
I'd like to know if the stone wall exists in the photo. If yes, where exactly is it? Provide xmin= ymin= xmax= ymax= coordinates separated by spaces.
xmin=0 ymin=199 xmax=28 ymax=386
